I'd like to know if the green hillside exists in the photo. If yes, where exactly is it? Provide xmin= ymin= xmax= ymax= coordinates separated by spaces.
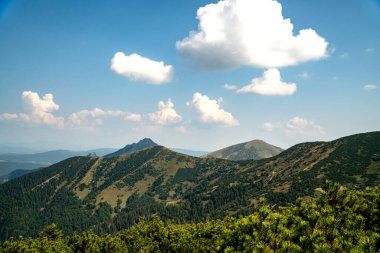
xmin=206 ymin=139 xmax=283 ymax=160
xmin=1 ymin=184 xmax=379 ymax=252
xmin=0 ymin=132 xmax=379 ymax=241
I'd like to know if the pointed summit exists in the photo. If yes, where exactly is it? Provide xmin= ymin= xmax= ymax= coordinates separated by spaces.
xmin=105 ymin=138 xmax=158 ymax=157
xmin=137 ymin=138 xmax=156 ymax=146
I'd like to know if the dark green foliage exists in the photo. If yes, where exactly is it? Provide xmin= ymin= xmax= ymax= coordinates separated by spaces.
xmin=173 ymin=167 xmax=200 ymax=183
xmin=39 ymin=224 xmax=63 ymax=240
xmin=1 ymin=184 xmax=379 ymax=252
xmin=0 ymin=157 xmax=102 ymax=240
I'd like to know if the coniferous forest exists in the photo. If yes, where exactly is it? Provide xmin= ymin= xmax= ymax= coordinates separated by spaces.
xmin=1 ymin=182 xmax=379 ymax=252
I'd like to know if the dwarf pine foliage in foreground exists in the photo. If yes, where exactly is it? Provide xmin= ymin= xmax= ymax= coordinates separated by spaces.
xmin=1 ymin=182 xmax=379 ymax=252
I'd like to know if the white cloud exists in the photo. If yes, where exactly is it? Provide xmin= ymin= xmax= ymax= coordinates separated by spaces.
xmin=236 ymin=68 xmax=296 ymax=95
xmin=0 ymin=113 xmax=18 ymax=120
xmin=0 ymin=91 xmax=144 ymax=130
xmin=176 ymin=0 xmax=328 ymax=70
xmin=223 ymin=83 xmax=238 ymax=91
xmin=22 ymin=91 xmax=59 ymax=113
xmin=365 ymin=48 xmax=374 ymax=53
xmin=285 ymin=116 xmax=325 ymax=135
xmin=0 ymin=91 xmax=65 ymax=128
xmin=262 ymin=122 xmax=275 ymax=132
xmin=263 ymin=116 xmax=325 ymax=136
xmin=148 ymin=99 xmax=182 ymax=125
xmin=110 ymin=52 xmax=173 ymax=84
xmin=21 ymin=91 xmax=64 ymax=128
xmin=187 ymin=92 xmax=238 ymax=126
xmin=68 ymin=108 xmax=141 ymax=128
xmin=363 ymin=84 xmax=378 ymax=91
xmin=0 ymin=91 xmax=64 ymax=128
xmin=125 ymin=113 xmax=142 ymax=122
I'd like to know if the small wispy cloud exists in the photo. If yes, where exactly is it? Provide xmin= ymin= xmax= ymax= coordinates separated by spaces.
xmin=223 ymin=84 xmax=238 ymax=91
xmin=363 ymin=84 xmax=378 ymax=91
xmin=67 ymin=108 xmax=141 ymax=129
xmin=0 ymin=113 xmax=18 ymax=120
xmin=262 ymin=122 xmax=275 ymax=132
xmin=285 ymin=117 xmax=325 ymax=136
xmin=365 ymin=48 xmax=374 ymax=53
xmin=263 ymin=116 xmax=325 ymax=136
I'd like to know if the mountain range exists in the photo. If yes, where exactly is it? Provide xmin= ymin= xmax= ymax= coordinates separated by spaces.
xmin=0 ymin=131 xmax=379 ymax=241
xmin=0 ymin=149 xmax=116 ymax=163
xmin=0 ymin=140 xmax=208 ymax=183
xmin=0 ymin=148 xmax=117 ymax=181
xmin=170 ymin=148 xmax=208 ymax=157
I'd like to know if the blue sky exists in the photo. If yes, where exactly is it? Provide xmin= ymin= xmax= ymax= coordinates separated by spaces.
xmin=0 ymin=0 xmax=379 ymax=151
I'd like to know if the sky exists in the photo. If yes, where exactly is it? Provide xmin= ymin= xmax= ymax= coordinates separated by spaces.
xmin=0 ymin=0 xmax=379 ymax=152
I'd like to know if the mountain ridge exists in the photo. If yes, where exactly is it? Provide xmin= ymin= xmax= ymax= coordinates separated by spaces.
xmin=0 ymin=131 xmax=379 ymax=240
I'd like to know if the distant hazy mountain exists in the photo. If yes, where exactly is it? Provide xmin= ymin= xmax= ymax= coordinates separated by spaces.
xmin=206 ymin=139 xmax=283 ymax=160
xmin=0 ymin=148 xmax=117 ymax=163
xmin=105 ymin=138 xmax=158 ymax=157
xmin=171 ymin=148 xmax=208 ymax=157
xmin=1 ymin=131 xmax=379 ymax=240
xmin=0 ymin=150 xmax=85 ymax=164
xmin=0 ymin=146 xmax=40 ymax=154
xmin=0 ymin=168 xmax=36 ymax=183
xmin=88 ymin=148 xmax=118 ymax=157
xmin=0 ymin=148 xmax=117 ymax=178
xmin=0 ymin=161 xmax=47 ymax=177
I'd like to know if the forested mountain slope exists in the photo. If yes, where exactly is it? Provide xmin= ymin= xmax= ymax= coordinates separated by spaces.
xmin=1 ymin=184 xmax=379 ymax=252
xmin=0 ymin=131 xmax=379 ymax=241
